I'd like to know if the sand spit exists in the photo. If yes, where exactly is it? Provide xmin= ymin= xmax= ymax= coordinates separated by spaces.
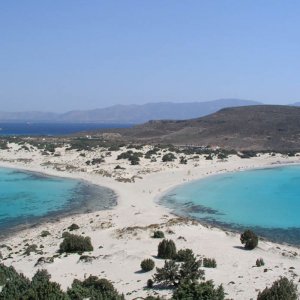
xmin=0 ymin=143 xmax=299 ymax=299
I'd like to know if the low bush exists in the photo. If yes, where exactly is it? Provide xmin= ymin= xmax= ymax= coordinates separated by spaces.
xmin=203 ymin=258 xmax=217 ymax=268
xmin=67 ymin=275 xmax=124 ymax=300
xmin=62 ymin=231 xmax=71 ymax=238
xmin=140 ymin=259 xmax=155 ymax=272
xmin=68 ymin=223 xmax=80 ymax=231
xmin=59 ymin=234 xmax=93 ymax=253
xmin=157 ymin=239 xmax=177 ymax=259
xmin=153 ymin=230 xmax=165 ymax=239
xmin=239 ymin=151 xmax=257 ymax=159
xmin=24 ymin=244 xmax=38 ymax=256
xmin=40 ymin=230 xmax=51 ymax=237
xmin=172 ymin=280 xmax=225 ymax=300
xmin=257 ymin=277 xmax=297 ymax=300
xmin=240 ymin=230 xmax=258 ymax=250
xmin=162 ymin=153 xmax=176 ymax=162
xmin=176 ymin=249 xmax=195 ymax=262
xmin=147 ymin=279 xmax=154 ymax=288
xmin=179 ymin=156 xmax=187 ymax=164
xmin=256 ymin=258 xmax=265 ymax=267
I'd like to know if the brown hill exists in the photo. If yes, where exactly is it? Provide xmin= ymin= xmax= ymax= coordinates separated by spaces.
xmin=94 ymin=105 xmax=300 ymax=151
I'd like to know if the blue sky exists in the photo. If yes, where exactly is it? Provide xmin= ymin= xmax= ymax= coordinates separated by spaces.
xmin=1 ymin=1 xmax=300 ymax=112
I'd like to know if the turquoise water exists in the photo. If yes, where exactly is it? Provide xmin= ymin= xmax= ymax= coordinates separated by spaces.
xmin=161 ymin=165 xmax=300 ymax=245
xmin=0 ymin=167 xmax=116 ymax=233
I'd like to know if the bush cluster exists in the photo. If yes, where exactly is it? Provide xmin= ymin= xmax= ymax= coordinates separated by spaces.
xmin=67 ymin=275 xmax=125 ymax=300
xmin=0 ymin=266 xmax=67 ymax=299
xmin=59 ymin=234 xmax=93 ymax=253
xmin=24 ymin=244 xmax=38 ymax=256
xmin=85 ymin=158 xmax=105 ymax=165
xmin=172 ymin=280 xmax=225 ymax=300
xmin=162 ymin=153 xmax=176 ymax=162
xmin=140 ymin=259 xmax=155 ymax=272
xmin=157 ymin=239 xmax=177 ymax=259
xmin=256 ymin=258 xmax=265 ymax=267
xmin=257 ymin=277 xmax=298 ymax=300
xmin=0 ymin=264 xmax=125 ymax=300
xmin=145 ymin=148 xmax=160 ymax=159
xmin=117 ymin=150 xmax=143 ymax=165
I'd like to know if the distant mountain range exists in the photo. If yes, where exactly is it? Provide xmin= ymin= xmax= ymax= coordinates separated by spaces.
xmin=97 ymin=105 xmax=300 ymax=151
xmin=0 ymin=99 xmax=261 ymax=123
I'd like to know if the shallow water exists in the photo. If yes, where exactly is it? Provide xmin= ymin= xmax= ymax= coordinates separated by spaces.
xmin=0 ymin=167 xmax=116 ymax=233
xmin=161 ymin=165 xmax=300 ymax=245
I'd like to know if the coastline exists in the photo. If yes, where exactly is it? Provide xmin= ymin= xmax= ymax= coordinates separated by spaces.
xmin=0 ymin=145 xmax=300 ymax=299
xmin=158 ymin=163 xmax=300 ymax=247
xmin=0 ymin=166 xmax=118 ymax=240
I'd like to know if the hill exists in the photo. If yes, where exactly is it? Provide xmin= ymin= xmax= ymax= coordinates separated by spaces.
xmin=0 ymin=99 xmax=259 ymax=123
xmin=97 ymin=105 xmax=300 ymax=151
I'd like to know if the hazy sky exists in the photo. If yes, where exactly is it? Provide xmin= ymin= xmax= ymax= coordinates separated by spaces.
xmin=1 ymin=1 xmax=300 ymax=112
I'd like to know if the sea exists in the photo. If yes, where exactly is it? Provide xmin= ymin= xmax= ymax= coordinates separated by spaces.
xmin=0 ymin=167 xmax=117 ymax=235
xmin=0 ymin=122 xmax=133 ymax=136
xmin=160 ymin=165 xmax=300 ymax=246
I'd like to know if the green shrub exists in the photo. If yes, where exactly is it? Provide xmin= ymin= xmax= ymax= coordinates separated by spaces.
xmin=147 ymin=279 xmax=154 ymax=288
xmin=157 ymin=239 xmax=177 ymax=259
xmin=0 ymin=266 xmax=67 ymax=299
xmin=257 ymin=277 xmax=297 ymax=300
xmin=117 ymin=150 xmax=142 ymax=165
xmin=153 ymin=230 xmax=165 ymax=239
xmin=179 ymin=255 xmax=204 ymax=283
xmin=22 ymin=269 xmax=67 ymax=299
xmin=0 ymin=263 xmax=30 ymax=288
xmin=40 ymin=231 xmax=51 ymax=238
xmin=153 ymin=260 xmax=179 ymax=287
xmin=172 ymin=280 xmax=225 ymax=300
xmin=239 ymin=151 xmax=257 ymax=159
xmin=24 ymin=244 xmax=38 ymax=256
xmin=205 ymin=154 xmax=213 ymax=160
xmin=61 ymin=231 xmax=71 ymax=238
xmin=59 ymin=234 xmax=93 ymax=253
xmin=179 ymin=157 xmax=187 ymax=164
xmin=203 ymin=258 xmax=217 ymax=268
xmin=256 ymin=258 xmax=265 ymax=267
xmin=140 ymin=259 xmax=155 ymax=272
xmin=162 ymin=153 xmax=176 ymax=162
xmin=67 ymin=275 xmax=124 ymax=300
xmin=240 ymin=230 xmax=258 ymax=250
xmin=68 ymin=223 xmax=80 ymax=231
xmin=129 ymin=155 xmax=140 ymax=165
xmin=176 ymin=249 xmax=195 ymax=262
xmin=153 ymin=255 xmax=204 ymax=288
xmin=217 ymin=152 xmax=228 ymax=160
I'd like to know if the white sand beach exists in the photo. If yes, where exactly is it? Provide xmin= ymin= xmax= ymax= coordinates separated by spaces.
xmin=0 ymin=143 xmax=299 ymax=299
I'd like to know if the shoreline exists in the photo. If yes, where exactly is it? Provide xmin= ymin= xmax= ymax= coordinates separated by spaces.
xmin=0 ymin=166 xmax=118 ymax=240
xmin=1 ymin=146 xmax=300 ymax=299
xmin=157 ymin=162 xmax=300 ymax=248
xmin=2 ymin=159 xmax=300 ymax=247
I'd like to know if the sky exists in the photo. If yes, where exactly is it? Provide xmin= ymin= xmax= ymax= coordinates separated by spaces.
xmin=1 ymin=1 xmax=300 ymax=112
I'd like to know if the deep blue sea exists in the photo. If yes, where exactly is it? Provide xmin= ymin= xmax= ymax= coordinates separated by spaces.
xmin=0 ymin=167 xmax=116 ymax=234
xmin=0 ymin=122 xmax=133 ymax=136
xmin=161 ymin=165 xmax=300 ymax=245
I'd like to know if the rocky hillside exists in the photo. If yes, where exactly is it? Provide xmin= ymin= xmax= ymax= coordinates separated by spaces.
xmin=95 ymin=105 xmax=300 ymax=151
